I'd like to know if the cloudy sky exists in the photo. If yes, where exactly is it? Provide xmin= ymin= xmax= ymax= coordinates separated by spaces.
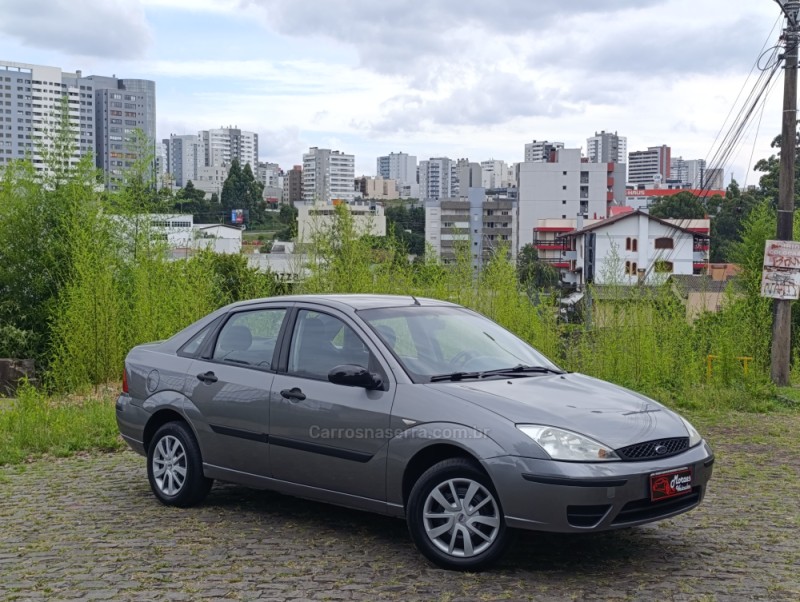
xmin=0 ymin=0 xmax=789 ymax=185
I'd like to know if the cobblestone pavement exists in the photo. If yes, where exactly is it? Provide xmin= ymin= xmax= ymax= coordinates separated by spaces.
xmin=1 ymin=414 xmax=799 ymax=602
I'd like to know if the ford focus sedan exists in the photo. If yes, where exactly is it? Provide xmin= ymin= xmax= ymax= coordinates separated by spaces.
xmin=116 ymin=294 xmax=714 ymax=570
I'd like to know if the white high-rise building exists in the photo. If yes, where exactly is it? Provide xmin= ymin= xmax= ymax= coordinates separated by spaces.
xmin=586 ymin=131 xmax=627 ymax=164
xmin=628 ymin=145 xmax=671 ymax=186
xmin=377 ymin=151 xmax=418 ymax=197
xmin=201 ymin=127 xmax=258 ymax=169
xmin=481 ymin=160 xmax=510 ymax=189
xmin=302 ymin=147 xmax=355 ymax=203
xmin=671 ymin=157 xmax=706 ymax=188
xmin=419 ymin=157 xmax=457 ymax=200
xmin=524 ymin=140 xmax=564 ymax=163
xmin=517 ymin=148 xmax=626 ymax=250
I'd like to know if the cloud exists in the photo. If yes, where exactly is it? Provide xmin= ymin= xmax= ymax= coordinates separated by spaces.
xmin=368 ymin=71 xmax=572 ymax=133
xmin=0 ymin=0 xmax=153 ymax=59
xmin=241 ymin=0 xmax=664 ymax=76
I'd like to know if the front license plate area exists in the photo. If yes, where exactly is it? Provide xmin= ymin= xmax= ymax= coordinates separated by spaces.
xmin=650 ymin=467 xmax=692 ymax=501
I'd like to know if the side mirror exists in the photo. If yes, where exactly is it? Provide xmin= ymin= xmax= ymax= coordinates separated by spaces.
xmin=328 ymin=364 xmax=383 ymax=390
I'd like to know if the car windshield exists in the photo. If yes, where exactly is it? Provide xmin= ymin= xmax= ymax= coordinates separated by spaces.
xmin=359 ymin=305 xmax=562 ymax=382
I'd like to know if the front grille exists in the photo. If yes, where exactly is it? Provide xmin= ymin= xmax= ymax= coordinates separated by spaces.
xmin=616 ymin=437 xmax=689 ymax=461
xmin=567 ymin=504 xmax=611 ymax=528
xmin=612 ymin=487 xmax=701 ymax=525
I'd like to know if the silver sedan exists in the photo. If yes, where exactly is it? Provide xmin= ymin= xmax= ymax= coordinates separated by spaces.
xmin=116 ymin=294 xmax=713 ymax=570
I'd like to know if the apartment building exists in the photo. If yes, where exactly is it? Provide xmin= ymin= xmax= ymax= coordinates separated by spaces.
xmin=283 ymin=165 xmax=303 ymax=204
xmin=0 ymin=61 xmax=95 ymax=172
xmin=524 ymin=140 xmax=564 ymax=162
xmin=481 ymin=159 xmax=510 ymax=189
xmin=418 ymin=157 xmax=457 ymax=200
xmin=424 ymin=188 xmax=517 ymax=269
xmin=517 ymin=148 xmax=626 ymax=251
xmin=302 ymin=147 xmax=355 ymax=203
xmin=201 ymin=127 xmax=258 ymax=169
xmin=163 ymin=134 xmax=204 ymax=187
xmin=356 ymin=176 xmax=399 ymax=200
xmin=296 ymin=200 xmax=385 ymax=243
xmin=628 ymin=145 xmax=671 ymax=185
xmin=376 ymin=151 xmax=418 ymax=197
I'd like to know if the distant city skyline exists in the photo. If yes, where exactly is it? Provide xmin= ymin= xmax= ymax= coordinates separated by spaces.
xmin=0 ymin=0 xmax=786 ymax=186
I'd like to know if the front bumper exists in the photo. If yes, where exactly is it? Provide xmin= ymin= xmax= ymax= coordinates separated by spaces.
xmin=115 ymin=393 xmax=149 ymax=456
xmin=487 ymin=441 xmax=714 ymax=532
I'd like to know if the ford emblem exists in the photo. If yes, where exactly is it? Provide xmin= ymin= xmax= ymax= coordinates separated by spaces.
xmin=654 ymin=444 xmax=668 ymax=455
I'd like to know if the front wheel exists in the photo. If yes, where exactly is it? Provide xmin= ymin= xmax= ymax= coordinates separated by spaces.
xmin=407 ymin=458 xmax=510 ymax=570
xmin=147 ymin=421 xmax=212 ymax=507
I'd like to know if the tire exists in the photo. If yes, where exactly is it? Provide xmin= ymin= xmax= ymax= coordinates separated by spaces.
xmin=407 ymin=458 xmax=510 ymax=571
xmin=147 ymin=421 xmax=212 ymax=507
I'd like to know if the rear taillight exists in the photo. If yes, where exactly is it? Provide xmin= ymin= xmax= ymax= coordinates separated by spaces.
xmin=122 ymin=367 xmax=129 ymax=393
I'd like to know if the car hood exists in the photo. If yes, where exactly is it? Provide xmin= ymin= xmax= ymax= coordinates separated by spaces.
xmin=425 ymin=372 xmax=688 ymax=450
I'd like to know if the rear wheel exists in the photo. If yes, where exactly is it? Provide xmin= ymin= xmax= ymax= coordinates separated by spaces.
xmin=147 ymin=421 xmax=212 ymax=507
xmin=407 ymin=458 xmax=510 ymax=570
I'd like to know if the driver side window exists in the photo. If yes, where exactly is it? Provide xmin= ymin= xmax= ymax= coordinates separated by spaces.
xmin=288 ymin=310 xmax=371 ymax=380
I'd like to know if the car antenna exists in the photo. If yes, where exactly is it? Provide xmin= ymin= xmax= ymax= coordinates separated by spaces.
xmin=411 ymin=295 xmax=421 ymax=305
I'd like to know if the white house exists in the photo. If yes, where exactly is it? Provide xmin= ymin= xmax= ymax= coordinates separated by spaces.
xmin=558 ymin=211 xmax=709 ymax=287
xmin=296 ymin=201 xmax=386 ymax=244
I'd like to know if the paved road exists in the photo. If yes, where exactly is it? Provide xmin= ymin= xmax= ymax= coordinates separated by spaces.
xmin=1 ymin=416 xmax=799 ymax=602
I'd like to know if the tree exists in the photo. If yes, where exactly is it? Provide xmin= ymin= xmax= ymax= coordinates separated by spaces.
xmin=385 ymin=204 xmax=425 ymax=255
xmin=173 ymin=180 xmax=213 ymax=220
xmin=706 ymin=180 xmax=761 ymax=262
xmin=516 ymin=244 xmax=558 ymax=290
xmin=274 ymin=203 xmax=298 ymax=241
xmin=220 ymin=158 xmax=265 ymax=225
xmin=649 ymin=191 xmax=706 ymax=219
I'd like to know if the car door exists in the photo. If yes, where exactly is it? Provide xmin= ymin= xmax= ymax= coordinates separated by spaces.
xmin=183 ymin=305 xmax=289 ymax=477
xmin=269 ymin=307 xmax=395 ymax=500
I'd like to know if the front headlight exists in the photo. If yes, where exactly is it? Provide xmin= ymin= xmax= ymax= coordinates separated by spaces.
xmin=680 ymin=416 xmax=703 ymax=447
xmin=518 ymin=425 xmax=620 ymax=462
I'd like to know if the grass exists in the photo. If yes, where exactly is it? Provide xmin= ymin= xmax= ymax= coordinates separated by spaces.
xmin=0 ymin=382 xmax=123 ymax=465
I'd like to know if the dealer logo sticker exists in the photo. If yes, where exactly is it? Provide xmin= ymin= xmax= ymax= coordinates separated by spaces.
xmin=650 ymin=467 xmax=692 ymax=501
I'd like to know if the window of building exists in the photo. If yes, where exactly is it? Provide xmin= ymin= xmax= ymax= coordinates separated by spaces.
xmin=625 ymin=237 xmax=631 ymax=251
xmin=632 ymin=239 xmax=638 ymax=252
xmin=655 ymin=237 xmax=674 ymax=249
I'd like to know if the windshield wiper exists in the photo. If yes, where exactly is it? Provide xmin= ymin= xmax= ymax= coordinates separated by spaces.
xmin=479 ymin=364 xmax=566 ymax=377
xmin=429 ymin=365 xmax=565 ymax=383
xmin=429 ymin=371 xmax=481 ymax=382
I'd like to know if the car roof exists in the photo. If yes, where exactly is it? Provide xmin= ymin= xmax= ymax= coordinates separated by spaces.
xmin=228 ymin=293 xmax=460 ymax=312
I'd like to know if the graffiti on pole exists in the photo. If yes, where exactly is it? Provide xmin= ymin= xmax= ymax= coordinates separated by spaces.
xmin=761 ymin=240 xmax=800 ymax=299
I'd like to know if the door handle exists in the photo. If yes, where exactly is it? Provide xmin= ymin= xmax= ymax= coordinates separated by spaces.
xmin=196 ymin=371 xmax=218 ymax=384
xmin=280 ymin=387 xmax=306 ymax=402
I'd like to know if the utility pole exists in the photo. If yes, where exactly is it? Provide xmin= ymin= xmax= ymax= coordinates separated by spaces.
xmin=772 ymin=0 xmax=800 ymax=385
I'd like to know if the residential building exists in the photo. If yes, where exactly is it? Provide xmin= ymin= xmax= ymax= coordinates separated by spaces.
xmin=194 ymin=164 xmax=229 ymax=198
xmin=163 ymin=134 xmax=204 ymax=188
xmin=257 ymin=161 xmax=283 ymax=202
xmin=704 ymin=168 xmax=724 ymax=190
xmin=628 ymin=145 xmax=671 ymax=185
xmin=671 ymin=157 xmax=708 ymax=188
xmin=200 ymin=127 xmax=258 ymax=169
xmin=670 ymin=268 xmax=742 ymax=321
xmin=0 ymin=61 xmax=156 ymax=189
xmin=424 ymin=188 xmax=517 ymax=269
xmin=0 ymin=61 xmax=95 ymax=172
xmin=376 ymin=151 xmax=418 ymax=197
xmin=120 ymin=214 xmax=242 ymax=256
xmin=517 ymin=148 xmax=626 ymax=250
xmin=554 ymin=211 xmax=709 ymax=287
xmin=481 ymin=159 xmax=510 ymax=189
xmin=418 ymin=157 xmax=457 ymax=200
xmin=302 ymin=147 xmax=355 ymax=203
xmin=296 ymin=200 xmax=385 ymax=243
xmin=524 ymin=140 xmax=564 ymax=163
xmin=356 ymin=176 xmax=399 ymax=200
xmin=455 ymin=158 xmax=481 ymax=195
xmin=283 ymin=165 xmax=303 ymax=204
xmin=625 ymin=186 xmax=725 ymax=208
xmin=89 ymin=75 xmax=156 ymax=190
xmin=586 ymin=130 xmax=627 ymax=181
xmin=586 ymin=131 xmax=627 ymax=164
